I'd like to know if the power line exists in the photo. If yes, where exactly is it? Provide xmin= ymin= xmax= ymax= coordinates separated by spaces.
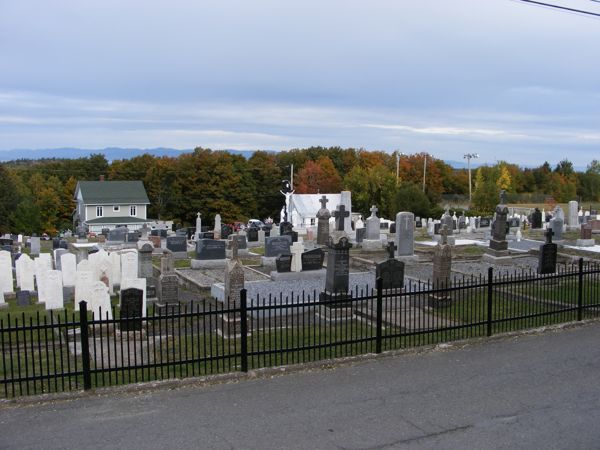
xmin=513 ymin=0 xmax=600 ymax=17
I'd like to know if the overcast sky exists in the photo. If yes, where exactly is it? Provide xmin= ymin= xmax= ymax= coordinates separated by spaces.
xmin=1 ymin=0 xmax=599 ymax=167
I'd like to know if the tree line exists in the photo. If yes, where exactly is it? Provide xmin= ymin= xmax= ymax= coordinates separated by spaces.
xmin=0 ymin=147 xmax=598 ymax=235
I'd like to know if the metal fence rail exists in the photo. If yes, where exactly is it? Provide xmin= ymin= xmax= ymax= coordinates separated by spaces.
xmin=2 ymin=258 xmax=599 ymax=398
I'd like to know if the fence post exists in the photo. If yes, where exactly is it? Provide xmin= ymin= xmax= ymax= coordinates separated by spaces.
xmin=375 ymin=277 xmax=383 ymax=354
xmin=577 ymin=258 xmax=583 ymax=321
xmin=240 ymin=289 xmax=248 ymax=373
xmin=487 ymin=267 xmax=493 ymax=337
xmin=79 ymin=301 xmax=92 ymax=391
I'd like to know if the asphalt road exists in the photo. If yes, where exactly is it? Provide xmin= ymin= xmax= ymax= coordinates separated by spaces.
xmin=2 ymin=324 xmax=600 ymax=449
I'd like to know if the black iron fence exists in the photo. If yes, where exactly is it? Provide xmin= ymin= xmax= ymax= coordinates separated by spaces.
xmin=2 ymin=259 xmax=600 ymax=398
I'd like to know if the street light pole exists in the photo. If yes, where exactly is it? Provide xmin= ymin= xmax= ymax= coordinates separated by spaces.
xmin=463 ymin=153 xmax=479 ymax=203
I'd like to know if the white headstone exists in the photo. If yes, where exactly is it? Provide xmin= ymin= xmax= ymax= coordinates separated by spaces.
xmin=355 ymin=216 xmax=364 ymax=229
xmin=120 ymin=277 xmax=147 ymax=317
xmin=39 ymin=270 xmax=63 ymax=310
xmin=60 ymin=253 xmax=77 ymax=287
xmin=75 ymin=269 xmax=94 ymax=311
xmin=34 ymin=256 xmax=52 ymax=290
xmin=290 ymin=240 xmax=305 ymax=273
xmin=89 ymin=281 xmax=113 ymax=320
xmin=340 ymin=191 xmax=353 ymax=234
xmin=0 ymin=250 xmax=14 ymax=294
xmin=195 ymin=212 xmax=202 ymax=240
xmin=120 ymin=251 xmax=139 ymax=283
xmin=17 ymin=234 xmax=23 ymax=244
xmin=16 ymin=253 xmax=35 ymax=291
xmin=109 ymin=251 xmax=121 ymax=287
xmin=568 ymin=200 xmax=579 ymax=229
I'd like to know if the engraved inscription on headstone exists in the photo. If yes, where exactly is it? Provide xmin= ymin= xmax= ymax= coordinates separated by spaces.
xmin=120 ymin=288 xmax=144 ymax=331
xmin=301 ymin=248 xmax=325 ymax=271
xmin=264 ymin=235 xmax=292 ymax=257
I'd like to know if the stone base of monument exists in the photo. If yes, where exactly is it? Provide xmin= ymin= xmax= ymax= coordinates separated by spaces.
xmin=434 ymin=235 xmax=456 ymax=245
xmin=190 ymin=258 xmax=227 ymax=269
xmin=427 ymin=294 xmax=453 ymax=308
xmin=316 ymin=292 xmax=355 ymax=323
xmin=261 ymin=256 xmax=277 ymax=267
xmin=481 ymin=252 xmax=513 ymax=265
xmin=395 ymin=255 xmax=419 ymax=262
xmin=361 ymin=239 xmax=383 ymax=251
xmin=170 ymin=251 xmax=188 ymax=260
xmin=216 ymin=313 xmax=250 ymax=340
xmin=226 ymin=249 xmax=250 ymax=258
xmin=576 ymin=239 xmax=596 ymax=247
xmin=270 ymin=269 xmax=326 ymax=282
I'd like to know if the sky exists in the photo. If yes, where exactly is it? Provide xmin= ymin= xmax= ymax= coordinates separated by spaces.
xmin=1 ymin=0 xmax=599 ymax=168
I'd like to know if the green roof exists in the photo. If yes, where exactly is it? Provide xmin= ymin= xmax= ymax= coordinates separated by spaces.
xmin=76 ymin=181 xmax=150 ymax=204
xmin=85 ymin=216 xmax=150 ymax=224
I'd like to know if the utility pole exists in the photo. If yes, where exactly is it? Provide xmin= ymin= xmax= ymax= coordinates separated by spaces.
xmin=396 ymin=151 xmax=404 ymax=185
xmin=422 ymin=154 xmax=427 ymax=193
xmin=463 ymin=153 xmax=479 ymax=203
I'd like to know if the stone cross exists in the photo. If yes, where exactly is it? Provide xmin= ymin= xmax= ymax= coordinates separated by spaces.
xmin=333 ymin=204 xmax=350 ymax=231
xmin=228 ymin=237 xmax=239 ymax=260
xmin=440 ymin=224 xmax=449 ymax=245
xmin=545 ymin=228 xmax=554 ymax=244
xmin=370 ymin=205 xmax=378 ymax=218
xmin=319 ymin=195 xmax=329 ymax=209
xmin=197 ymin=212 xmax=201 ymax=218
xmin=386 ymin=241 xmax=397 ymax=260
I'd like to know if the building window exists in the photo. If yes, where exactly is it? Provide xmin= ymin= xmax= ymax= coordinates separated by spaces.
xmin=96 ymin=206 xmax=103 ymax=217
xmin=130 ymin=205 xmax=137 ymax=216
xmin=113 ymin=206 xmax=120 ymax=212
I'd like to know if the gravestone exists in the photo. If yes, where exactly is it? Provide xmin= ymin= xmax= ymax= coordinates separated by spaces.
xmin=214 ymin=214 xmax=222 ymax=239
xmin=121 ymin=277 xmax=147 ymax=315
xmin=52 ymin=237 xmax=60 ymax=249
xmin=39 ymin=270 xmax=63 ymax=310
xmin=531 ymin=208 xmax=542 ymax=229
xmin=479 ymin=217 xmax=492 ymax=228
xmin=316 ymin=195 xmax=331 ymax=245
xmin=280 ymin=221 xmax=297 ymax=243
xmin=120 ymin=287 xmax=144 ymax=331
xmin=127 ymin=233 xmax=139 ymax=243
xmin=196 ymin=239 xmax=226 ymax=260
xmin=30 ymin=236 xmax=40 ymax=256
xmin=340 ymin=191 xmax=353 ymax=234
xmin=538 ymin=229 xmax=557 ymax=274
xmin=108 ymin=227 xmax=127 ymax=242
xmin=0 ymin=250 xmax=14 ymax=294
xmin=89 ymin=281 xmax=112 ymax=319
xmin=395 ymin=212 xmax=415 ymax=257
xmin=16 ymin=290 xmax=31 ymax=307
xmin=61 ymin=253 xmax=77 ymax=287
xmin=74 ymin=266 xmax=94 ymax=311
xmin=440 ymin=211 xmax=454 ymax=235
xmin=195 ymin=212 xmax=202 ymax=241
xmin=301 ymin=248 xmax=324 ymax=271
xmin=365 ymin=206 xmax=380 ymax=240
xmin=550 ymin=217 xmax=564 ymax=240
xmin=218 ymin=239 xmax=245 ymax=338
xmin=290 ymin=240 xmax=305 ymax=272
xmin=485 ymin=192 xmax=509 ymax=259
xmin=15 ymin=253 xmax=35 ymax=291
xmin=264 ymin=235 xmax=292 ymax=257
xmin=247 ymin=228 xmax=259 ymax=242
xmin=120 ymin=251 xmax=139 ymax=283
xmin=53 ymin=249 xmax=68 ymax=271
xmin=166 ymin=236 xmax=187 ymax=258
xmin=576 ymin=223 xmax=595 ymax=247
xmin=199 ymin=232 xmax=215 ymax=240
xmin=157 ymin=252 xmax=179 ymax=305
xmin=258 ymin=229 xmax=266 ymax=244
xmin=321 ymin=233 xmax=353 ymax=302
xmin=568 ymin=200 xmax=579 ymax=230
xmin=59 ymin=239 xmax=69 ymax=249
xmin=430 ymin=225 xmax=452 ymax=307
xmin=376 ymin=242 xmax=404 ymax=290
xmin=275 ymin=254 xmax=292 ymax=273
xmin=138 ymin=243 xmax=154 ymax=278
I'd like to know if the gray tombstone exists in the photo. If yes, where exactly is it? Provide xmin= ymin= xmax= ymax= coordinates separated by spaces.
xmin=550 ymin=217 xmax=564 ymax=240
xmin=16 ymin=290 xmax=31 ymax=307
xmin=365 ymin=205 xmax=380 ymax=240
xmin=264 ymin=235 xmax=292 ymax=258
xmin=316 ymin=195 xmax=331 ymax=246
xmin=395 ymin=212 xmax=414 ymax=257
xmin=275 ymin=254 xmax=292 ymax=273
xmin=430 ymin=225 xmax=452 ymax=306
xmin=196 ymin=239 xmax=226 ymax=260
xmin=376 ymin=258 xmax=404 ymax=290
xmin=108 ymin=228 xmax=127 ymax=242
xmin=138 ymin=243 xmax=154 ymax=278
xmin=301 ymin=248 xmax=325 ymax=271
xmin=166 ymin=236 xmax=187 ymax=258
xmin=531 ymin=209 xmax=542 ymax=229
xmin=321 ymin=236 xmax=352 ymax=301
xmin=30 ymin=236 xmax=41 ymax=256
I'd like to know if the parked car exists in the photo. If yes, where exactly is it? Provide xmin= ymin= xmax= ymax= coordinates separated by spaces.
xmin=41 ymin=233 xmax=51 ymax=240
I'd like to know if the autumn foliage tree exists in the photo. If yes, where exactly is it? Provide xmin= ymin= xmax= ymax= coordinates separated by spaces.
xmin=295 ymin=156 xmax=343 ymax=194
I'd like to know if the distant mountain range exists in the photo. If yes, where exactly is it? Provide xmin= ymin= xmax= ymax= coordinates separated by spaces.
xmin=0 ymin=147 xmax=486 ymax=169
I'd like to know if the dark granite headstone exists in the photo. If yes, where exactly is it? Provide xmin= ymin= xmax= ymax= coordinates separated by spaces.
xmin=415 ymin=220 xmax=423 ymax=228
xmin=52 ymin=238 xmax=60 ymax=249
xmin=199 ymin=232 xmax=215 ymax=240
xmin=158 ymin=273 xmax=179 ymax=304
xmin=356 ymin=228 xmax=366 ymax=243
xmin=389 ymin=223 xmax=396 ymax=234
xmin=301 ymin=248 xmax=324 ymax=271
xmin=538 ymin=229 xmax=557 ymax=274
xmin=323 ymin=237 xmax=352 ymax=295
xmin=59 ymin=240 xmax=69 ymax=249
xmin=16 ymin=290 xmax=31 ymax=307
xmin=479 ymin=217 xmax=491 ymax=228
xmin=434 ymin=223 xmax=441 ymax=235
xmin=120 ymin=288 xmax=143 ymax=331
xmin=264 ymin=235 xmax=292 ymax=257
xmin=166 ymin=236 xmax=187 ymax=253
xmin=276 ymin=254 xmax=292 ymax=272
xmin=279 ymin=221 xmax=293 ymax=235
xmin=108 ymin=227 xmax=127 ymax=242
xmin=531 ymin=209 xmax=542 ymax=229
xmin=126 ymin=233 xmax=139 ymax=243
xmin=247 ymin=228 xmax=259 ymax=242
xmin=376 ymin=259 xmax=405 ymax=290
xmin=0 ymin=238 xmax=13 ymax=246
xmin=175 ymin=228 xmax=187 ymax=237
xmin=196 ymin=239 xmax=226 ymax=260
xmin=230 ymin=235 xmax=247 ymax=250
